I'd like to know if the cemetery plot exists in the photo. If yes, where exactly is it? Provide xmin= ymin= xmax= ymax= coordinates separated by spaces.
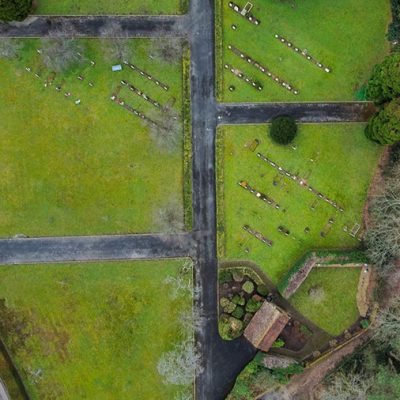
xmin=0 ymin=38 xmax=190 ymax=237
xmin=0 ymin=260 xmax=194 ymax=400
xmin=217 ymin=0 xmax=390 ymax=101
xmin=216 ymin=124 xmax=381 ymax=284
xmin=290 ymin=267 xmax=361 ymax=336
xmin=34 ymin=0 xmax=186 ymax=15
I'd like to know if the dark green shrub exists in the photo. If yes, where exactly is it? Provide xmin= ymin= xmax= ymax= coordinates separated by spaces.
xmin=232 ymin=306 xmax=245 ymax=319
xmin=219 ymin=315 xmax=244 ymax=340
xmin=246 ymin=298 xmax=262 ymax=313
xmin=232 ymin=294 xmax=246 ymax=306
xmin=271 ymin=364 xmax=304 ymax=384
xmin=269 ymin=116 xmax=298 ymax=145
xmin=242 ymin=280 xmax=255 ymax=294
xmin=360 ymin=319 xmax=370 ymax=329
xmin=257 ymin=284 xmax=269 ymax=296
xmin=0 ymin=0 xmax=32 ymax=22
xmin=219 ymin=269 xmax=233 ymax=283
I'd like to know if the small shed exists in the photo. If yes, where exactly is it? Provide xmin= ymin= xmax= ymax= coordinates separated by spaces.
xmin=244 ymin=301 xmax=290 ymax=352
xmin=112 ymin=64 xmax=122 ymax=72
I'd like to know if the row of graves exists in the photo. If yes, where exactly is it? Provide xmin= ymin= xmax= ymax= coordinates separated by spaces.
xmin=226 ymin=1 xmax=332 ymax=95
xmin=110 ymin=61 xmax=174 ymax=131
xmin=234 ymin=139 xmax=365 ymax=256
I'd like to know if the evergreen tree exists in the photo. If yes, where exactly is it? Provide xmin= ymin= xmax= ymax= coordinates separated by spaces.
xmin=365 ymin=99 xmax=400 ymax=145
xmin=366 ymin=54 xmax=400 ymax=104
xmin=0 ymin=0 xmax=32 ymax=22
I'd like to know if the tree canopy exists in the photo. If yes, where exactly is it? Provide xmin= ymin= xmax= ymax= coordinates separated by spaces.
xmin=366 ymin=54 xmax=400 ymax=104
xmin=269 ymin=115 xmax=298 ymax=145
xmin=0 ymin=0 xmax=32 ymax=22
xmin=365 ymin=99 xmax=400 ymax=145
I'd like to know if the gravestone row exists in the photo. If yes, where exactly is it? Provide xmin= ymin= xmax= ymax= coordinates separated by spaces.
xmin=224 ymin=63 xmax=263 ymax=90
xmin=238 ymin=180 xmax=280 ymax=209
xmin=228 ymin=1 xmax=260 ymax=25
xmin=243 ymin=224 xmax=273 ymax=247
xmin=123 ymin=61 xmax=169 ymax=91
xmin=257 ymin=152 xmax=344 ymax=212
xmin=228 ymin=44 xmax=299 ymax=94
xmin=274 ymin=34 xmax=331 ymax=73
xmin=120 ymin=80 xmax=163 ymax=110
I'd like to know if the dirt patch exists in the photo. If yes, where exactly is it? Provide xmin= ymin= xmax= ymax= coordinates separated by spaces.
xmin=279 ymin=320 xmax=312 ymax=352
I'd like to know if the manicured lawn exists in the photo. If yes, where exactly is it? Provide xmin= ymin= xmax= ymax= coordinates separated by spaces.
xmin=0 ymin=260 xmax=193 ymax=399
xmin=34 ymin=0 xmax=186 ymax=15
xmin=290 ymin=267 xmax=361 ymax=336
xmin=0 ymin=39 xmax=189 ymax=237
xmin=217 ymin=124 xmax=381 ymax=283
xmin=216 ymin=0 xmax=390 ymax=101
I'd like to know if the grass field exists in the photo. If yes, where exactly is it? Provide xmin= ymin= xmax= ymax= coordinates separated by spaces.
xmin=34 ymin=0 xmax=187 ymax=15
xmin=216 ymin=0 xmax=390 ymax=101
xmin=0 ymin=38 xmax=190 ymax=237
xmin=216 ymin=124 xmax=381 ymax=284
xmin=290 ymin=267 xmax=361 ymax=335
xmin=0 ymin=260 xmax=193 ymax=399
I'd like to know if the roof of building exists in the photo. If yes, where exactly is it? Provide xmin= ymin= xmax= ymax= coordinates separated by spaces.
xmin=244 ymin=301 xmax=290 ymax=352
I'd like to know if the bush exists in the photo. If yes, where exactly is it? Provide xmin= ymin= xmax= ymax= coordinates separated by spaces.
xmin=246 ymin=298 xmax=262 ymax=313
xmin=272 ymin=338 xmax=285 ymax=348
xmin=232 ymin=306 xmax=245 ymax=319
xmin=232 ymin=270 xmax=244 ymax=282
xmin=232 ymin=294 xmax=246 ymax=306
xmin=257 ymin=284 xmax=269 ymax=296
xmin=269 ymin=116 xmax=298 ymax=145
xmin=0 ymin=0 xmax=32 ymax=22
xmin=220 ymin=297 xmax=236 ymax=314
xmin=242 ymin=280 xmax=255 ymax=294
xmin=219 ymin=269 xmax=233 ymax=284
xmin=219 ymin=315 xmax=244 ymax=340
xmin=360 ymin=319 xmax=370 ymax=329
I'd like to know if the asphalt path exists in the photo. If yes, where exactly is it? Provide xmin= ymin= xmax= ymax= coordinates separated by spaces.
xmin=0 ymin=15 xmax=189 ymax=37
xmin=0 ymin=233 xmax=195 ymax=264
xmin=0 ymin=379 xmax=10 ymax=400
xmin=217 ymin=101 xmax=377 ymax=124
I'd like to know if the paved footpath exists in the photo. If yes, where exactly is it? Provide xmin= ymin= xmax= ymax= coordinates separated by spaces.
xmin=0 ymin=378 xmax=10 ymax=400
xmin=0 ymin=15 xmax=189 ymax=37
xmin=218 ymin=101 xmax=376 ymax=124
xmin=0 ymin=233 xmax=195 ymax=264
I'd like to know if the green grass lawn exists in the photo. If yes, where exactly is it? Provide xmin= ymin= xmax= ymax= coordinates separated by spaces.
xmin=216 ymin=0 xmax=390 ymax=101
xmin=0 ymin=260 xmax=193 ymax=399
xmin=34 ymin=0 xmax=187 ymax=15
xmin=217 ymin=124 xmax=382 ymax=283
xmin=290 ymin=267 xmax=361 ymax=336
xmin=0 ymin=39 xmax=190 ymax=237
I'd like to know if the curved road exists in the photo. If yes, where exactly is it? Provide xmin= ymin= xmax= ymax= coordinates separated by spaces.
xmin=0 ymin=2 xmax=376 ymax=399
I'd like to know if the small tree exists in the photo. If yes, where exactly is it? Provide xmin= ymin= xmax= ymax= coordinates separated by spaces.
xmin=269 ymin=115 xmax=298 ymax=145
xmin=365 ymin=99 xmax=400 ymax=145
xmin=0 ymin=0 xmax=32 ymax=22
xmin=100 ymin=21 xmax=131 ymax=62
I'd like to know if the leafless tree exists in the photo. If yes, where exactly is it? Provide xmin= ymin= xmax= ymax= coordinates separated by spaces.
xmin=154 ymin=198 xmax=184 ymax=233
xmin=365 ymin=163 xmax=400 ymax=268
xmin=157 ymin=339 xmax=203 ymax=385
xmin=147 ymin=106 xmax=182 ymax=152
xmin=149 ymin=38 xmax=182 ymax=64
xmin=374 ymin=297 xmax=400 ymax=354
xmin=100 ymin=21 xmax=131 ymax=62
xmin=40 ymin=38 xmax=85 ymax=73
xmin=320 ymin=369 xmax=371 ymax=400
xmin=0 ymin=38 xmax=22 ymax=59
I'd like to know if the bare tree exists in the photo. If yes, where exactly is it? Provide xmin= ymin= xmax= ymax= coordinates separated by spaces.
xmin=0 ymin=38 xmax=22 ymax=59
xmin=40 ymin=39 xmax=85 ymax=73
xmin=320 ymin=369 xmax=371 ymax=400
xmin=147 ymin=106 xmax=182 ymax=152
xmin=100 ymin=21 xmax=131 ymax=62
xmin=154 ymin=198 xmax=184 ymax=233
xmin=365 ymin=163 xmax=400 ymax=268
xmin=149 ymin=38 xmax=183 ymax=64
xmin=157 ymin=339 xmax=203 ymax=386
